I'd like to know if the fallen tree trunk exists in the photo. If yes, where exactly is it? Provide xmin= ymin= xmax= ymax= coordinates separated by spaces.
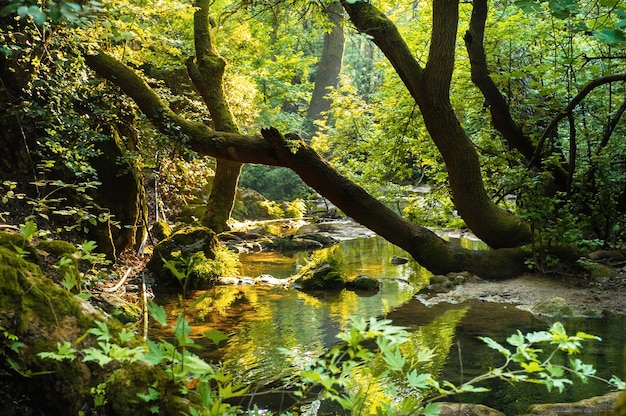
xmin=84 ymin=51 xmax=534 ymax=279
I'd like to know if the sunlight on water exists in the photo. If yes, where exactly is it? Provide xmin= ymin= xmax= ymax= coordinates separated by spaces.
xmin=152 ymin=234 xmax=625 ymax=414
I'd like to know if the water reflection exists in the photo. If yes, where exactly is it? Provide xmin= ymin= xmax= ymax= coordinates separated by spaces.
xmin=152 ymin=235 xmax=625 ymax=414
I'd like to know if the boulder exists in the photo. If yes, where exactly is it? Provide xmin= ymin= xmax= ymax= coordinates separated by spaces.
xmin=391 ymin=255 xmax=410 ymax=265
xmin=437 ymin=402 xmax=505 ymax=416
xmin=530 ymin=297 xmax=574 ymax=318
xmin=525 ymin=391 xmax=620 ymax=415
xmin=294 ymin=262 xmax=345 ymax=291
xmin=346 ymin=275 xmax=380 ymax=292
xmin=147 ymin=226 xmax=218 ymax=287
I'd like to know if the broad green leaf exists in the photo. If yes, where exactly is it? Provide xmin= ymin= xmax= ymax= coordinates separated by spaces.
xmin=182 ymin=353 xmax=215 ymax=375
xmin=82 ymin=347 xmax=113 ymax=366
xmin=480 ymin=336 xmax=511 ymax=357
xmin=382 ymin=347 xmax=406 ymax=372
xmin=137 ymin=387 xmax=160 ymax=402
xmin=423 ymin=402 xmax=441 ymax=416
xmin=19 ymin=220 xmax=38 ymax=241
xmin=147 ymin=302 xmax=168 ymax=327
xmin=202 ymin=329 xmax=228 ymax=347
xmin=142 ymin=339 xmax=167 ymax=365
xmin=515 ymin=0 xmax=543 ymax=13
xmin=507 ymin=331 xmax=526 ymax=347
xmin=88 ymin=321 xmax=111 ymax=342
xmin=521 ymin=361 xmax=544 ymax=373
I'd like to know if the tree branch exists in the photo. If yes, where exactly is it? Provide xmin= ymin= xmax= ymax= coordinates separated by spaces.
xmin=84 ymin=49 xmax=533 ymax=279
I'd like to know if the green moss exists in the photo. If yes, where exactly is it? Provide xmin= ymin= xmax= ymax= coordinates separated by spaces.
xmin=37 ymin=239 xmax=78 ymax=257
xmin=0 ymin=231 xmax=39 ymax=262
xmin=151 ymin=220 xmax=172 ymax=240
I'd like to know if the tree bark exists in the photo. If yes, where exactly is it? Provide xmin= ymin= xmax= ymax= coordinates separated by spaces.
xmin=306 ymin=1 xmax=345 ymax=137
xmin=84 ymin=51 xmax=533 ymax=279
xmin=464 ymin=0 xmax=570 ymax=189
xmin=342 ymin=0 xmax=533 ymax=249
xmin=185 ymin=0 xmax=242 ymax=233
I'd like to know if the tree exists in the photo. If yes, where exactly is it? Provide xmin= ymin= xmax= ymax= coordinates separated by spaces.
xmin=305 ymin=1 xmax=345 ymax=137
xmin=186 ymin=0 xmax=243 ymax=233
xmin=7 ymin=0 xmax=626 ymax=278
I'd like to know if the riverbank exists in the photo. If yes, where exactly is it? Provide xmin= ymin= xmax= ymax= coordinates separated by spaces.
xmin=417 ymin=270 xmax=626 ymax=316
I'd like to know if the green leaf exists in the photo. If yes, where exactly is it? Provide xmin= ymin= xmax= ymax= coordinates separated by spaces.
xmin=202 ymin=329 xmax=228 ymax=347
xmin=119 ymin=328 xmax=136 ymax=344
xmin=507 ymin=331 xmax=526 ymax=347
xmin=181 ymin=353 xmax=214 ymax=375
xmin=147 ymin=302 xmax=168 ymax=327
xmin=480 ymin=336 xmax=511 ymax=358
xmin=82 ymin=347 xmax=113 ymax=366
xmin=20 ymin=220 xmax=38 ymax=241
xmin=88 ymin=321 xmax=111 ymax=342
xmin=142 ymin=340 xmax=167 ymax=365
xmin=382 ymin=347 xmax=406 ymax=372
xmin=406 ymin=371 xmax=435 ymax=389
xmin=37 ymin=342 xmax=77 ymax=361
xmin=592 ymin=29 xmax=626 ymax=46
xmin=137 ymin=387 xmax=160 ymax=402
xmin=521 ymin=361 xmax=544 ymax=373
xmin=423 ymin=402 xmax=441 ymax=416
xmin=515 ymin=0 xmax=543 ymax=13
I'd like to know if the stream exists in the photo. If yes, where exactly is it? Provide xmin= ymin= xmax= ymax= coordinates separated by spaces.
xmin=152 ymin=224 xmax=626 ymax=415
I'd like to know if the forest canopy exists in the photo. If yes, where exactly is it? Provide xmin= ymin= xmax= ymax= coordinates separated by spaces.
xmin=2 ymin=0 xmax=626 ymax=277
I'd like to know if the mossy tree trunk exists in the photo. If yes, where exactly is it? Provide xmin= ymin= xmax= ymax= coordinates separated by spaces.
xmin=342 ymin=0 xmax=533 ymax=249
xmin=185 ymin=0 xmax=242 ymax=234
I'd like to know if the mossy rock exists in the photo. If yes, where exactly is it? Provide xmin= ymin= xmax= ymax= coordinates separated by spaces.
xmin=530 ymin=297 xmax=574 ymax=318
xmin=0 ymin=245 xmax=204 ymax=415
xmin=0 ymin=231 xmax=38 ymax=262
xmin=148 ymin=226 xmax=218 ymax=287
xmin=346 ymin=275 xmax=380 ymax=292
xmin=37 ymin=239 xmax=78 ymax=257
xmin=294 ymin=262 xmax=346 ymax=291
xmin=151 ymin=220 xmax=172 ymax=240
xmin=527 ymin=392 xmax=620 ymax=415
xmin=96 ymin=293 xmax=142 ymax=324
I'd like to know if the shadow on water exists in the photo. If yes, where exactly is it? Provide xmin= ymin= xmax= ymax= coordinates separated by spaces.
xmin=152 ymin=235 xmax=625 ymax=414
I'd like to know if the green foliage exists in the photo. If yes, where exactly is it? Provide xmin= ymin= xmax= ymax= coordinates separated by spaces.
xmin=282 ymin=318 xmax=624 ymax=415
xmin=0 ymin=0 xmax=103 ymax=27
xmin=55 ymin=240 xmax=111 ymax=295
xmin=162 ymin=245 xmax=240 ymax=290
xmin=157 ymin=157 xmax=215 ymax=217
xmin=239 ymin=164 xmax=311 ymax=201
xmin=404 ymin=192 xmax=466 ymax=229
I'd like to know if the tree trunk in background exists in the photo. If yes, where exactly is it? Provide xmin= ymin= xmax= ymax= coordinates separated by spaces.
xmin=186 ymin=0 xmax=242 ymax=233
xmin=305 ymin=1 xmax=345 ymax=137
xmin=342 ymin=0 xmax=533 ymax=249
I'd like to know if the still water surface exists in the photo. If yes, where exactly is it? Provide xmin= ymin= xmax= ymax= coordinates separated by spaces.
xmin=153 ymin=234 xmax=625 ymax=414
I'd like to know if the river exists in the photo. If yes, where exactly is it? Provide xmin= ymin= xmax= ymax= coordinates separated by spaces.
xmin=152 ymin=225 xmax=626 ymax=415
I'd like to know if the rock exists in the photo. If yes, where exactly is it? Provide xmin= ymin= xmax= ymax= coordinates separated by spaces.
xmin=526 ymin=391 xmax=620 ymax=415
xmin=346 ymin=275 xmax=380 ymax=292
xmin=147 ymin=226 xmax=218 ymax=287
xmin=436 ymin=402 xmax=505 ymax=415
xmin=530 ymin=297 xmax=574 ymax=318
xmin=294 ymin=262 xmax=345 ymax=291
xmin=295 ymin=233 xmax=338 ymax=247
xmin=96 ymin=293 xmax=142 ymax=323
xmin=391 ymin=255 xmax=409 ymax=265
xmin=150 ymin=220 xmax=172 ymax=240
xmin=255 ymin=274 xmax=289 ymax=287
